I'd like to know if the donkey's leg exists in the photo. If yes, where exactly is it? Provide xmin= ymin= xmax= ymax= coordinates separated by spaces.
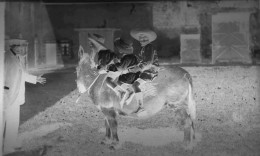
xmin=107 ymin=117 xmax=121 ymax=150
xmin=100 ymin=118 xmax=112 ymax=145
xmin=175 ymin=108 xmax=196 ymax=150
xmin=183 ymin=82 xmax=196 ymax=150
xmin=107 ymin=111 xmax=121 ymax=150
xmin=183 ymin=115 xmax=196 ymax=150
xmin=177 ymin=107 xmax=196 ymax=151
xmin=101 ymin=107 xmax=121 ymax=150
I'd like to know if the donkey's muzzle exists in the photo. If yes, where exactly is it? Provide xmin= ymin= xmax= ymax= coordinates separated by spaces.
xmin=76 ymin=79 xmax=87 ymax=93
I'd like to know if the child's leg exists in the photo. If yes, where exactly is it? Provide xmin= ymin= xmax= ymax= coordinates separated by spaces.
xmin=106 ymin=72 xmax=126 ymax=99
xmin=125 ymin=78 xmax=146 ymax=107
xmin=106 ymin=77 xmax=116 ymax=88
xmin=106 ymin=77 xmax=126 ymax=98
xmin=119 ymin=83 xmax=133 ymax=107
xmin=118 ymin=73 xmax=139 ymax=107
xmin=132 ymin=78 xmax=145 ymax=107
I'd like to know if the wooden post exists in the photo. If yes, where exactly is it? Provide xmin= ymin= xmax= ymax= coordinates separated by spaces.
xmin=0 ymin=2 xmax=5 ymax=156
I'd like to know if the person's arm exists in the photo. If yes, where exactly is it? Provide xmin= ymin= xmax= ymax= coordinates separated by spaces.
xmin=138 ymin=45 xmax=155 ymax=69
xmin=139 ymin=45 xmax=159 ymax=72
xmin=24 ymin=72 xmax=37 ymax=84
xmin=150 ymin=49 xmax=160 ymax=73
xmin=24 ymin=72 xmax=46 ymax=85
xmin=152 ymin=49 xmax=159 ymax=67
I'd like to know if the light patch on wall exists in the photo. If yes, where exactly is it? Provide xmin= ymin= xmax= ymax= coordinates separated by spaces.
xmin=153 ymin=1 xmax=199 ymax=29
xmin=153 ymin=2 xmax=183 ymax=29
xmin=159 ymin=28 xmax=181 ymax=39
xmin=217 ymin=0 xmax=257 ymax=8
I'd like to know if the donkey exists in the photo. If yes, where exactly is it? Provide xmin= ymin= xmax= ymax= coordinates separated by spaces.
xmin=76 ymin=52 xmax=197 ymax=150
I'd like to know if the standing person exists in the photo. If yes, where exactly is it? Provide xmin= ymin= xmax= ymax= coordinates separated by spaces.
xmin=127 ymin=28 xmax=160 ymax=115
xmin=3 ymin=44 xmax=46 ymax=154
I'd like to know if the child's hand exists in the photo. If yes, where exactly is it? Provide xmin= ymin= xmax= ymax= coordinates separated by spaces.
xmin=128 ymin=66 xmax=141 ymax=73
xmin=98 ymin=69 xmax=107 ymax=74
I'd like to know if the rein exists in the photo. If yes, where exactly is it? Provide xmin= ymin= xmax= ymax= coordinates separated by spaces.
xmin=87 ymin=73 xmax=107 ymax=95
xmin=86 ymin=73 xmax=101 ymax=94
xmin=76 ymin=73 xmax=104 ymax=103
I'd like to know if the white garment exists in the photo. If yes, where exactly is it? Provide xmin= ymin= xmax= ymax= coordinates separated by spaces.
xmin=3 ymin=104 xmax=20 ymax=153
xmin=4 ymin=52 xmax=37 ymax=108
xmin=14 ymin=61 xmax=37 ymax=105
xmin=3 ymin=50 xmax=37 ymax=153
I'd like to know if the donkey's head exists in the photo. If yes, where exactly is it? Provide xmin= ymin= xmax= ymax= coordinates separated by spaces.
xmin=76 ymin=49 xmax=98 ymax=94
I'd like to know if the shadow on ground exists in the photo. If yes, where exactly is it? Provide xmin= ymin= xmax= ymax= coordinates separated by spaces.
xmin=20 ymin=67 xmax=77 ymax=124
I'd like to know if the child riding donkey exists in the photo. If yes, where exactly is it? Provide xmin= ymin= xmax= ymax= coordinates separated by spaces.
xmin=87 ymin=33 xmax=139 ymax=106
xmin=107 ymin=29 xmax=160 ymax=115
xmin=126 ymin=28 xmax=160 ymax=115
xmin=88 ymin=29 xmax=159 ymax=116
xmin=106 ymin=35 xmax=141 ymax=108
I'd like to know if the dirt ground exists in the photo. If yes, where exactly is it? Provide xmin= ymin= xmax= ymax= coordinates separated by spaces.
xmin=5 ymin=65 xmax=260 ymax=156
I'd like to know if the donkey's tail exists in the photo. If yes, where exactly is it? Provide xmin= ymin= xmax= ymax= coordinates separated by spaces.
xmin=188 ymin=83 xmax=196 ymax=120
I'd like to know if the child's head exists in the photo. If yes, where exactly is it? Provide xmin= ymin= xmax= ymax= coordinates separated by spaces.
xmin=114 ymin=37 xmax=133 ymax=56
xmin=97 ymin=49 xmax=118 ymax=70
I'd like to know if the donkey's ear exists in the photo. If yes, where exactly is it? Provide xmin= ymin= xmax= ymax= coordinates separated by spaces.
xmin=78 ymin=45 xmax=85 ymax=60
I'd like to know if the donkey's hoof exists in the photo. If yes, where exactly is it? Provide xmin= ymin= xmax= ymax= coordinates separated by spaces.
xmin=100 ymin=138 xmax=112 ymax=145
xmin=109 ymin=142 xmax=122 ymax=150
xmin=182 ymin=141 xmax=195 ymax=151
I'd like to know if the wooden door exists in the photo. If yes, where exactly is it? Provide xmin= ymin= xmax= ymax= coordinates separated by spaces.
xmin=180 ymin=34 xmax=201 ymax=64
xmin=212 ymin=12 xmax=251 ymax=64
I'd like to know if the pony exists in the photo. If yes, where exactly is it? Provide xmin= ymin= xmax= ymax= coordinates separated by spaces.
xmin=76 ymin=51 xmax=197 ymax=150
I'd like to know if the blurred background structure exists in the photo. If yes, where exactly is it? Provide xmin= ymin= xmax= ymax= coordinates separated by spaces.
xmin=0 ymin=1 xmax=260 ymax=155
xmin=2 ymin=0 xmax=260 ymax=73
